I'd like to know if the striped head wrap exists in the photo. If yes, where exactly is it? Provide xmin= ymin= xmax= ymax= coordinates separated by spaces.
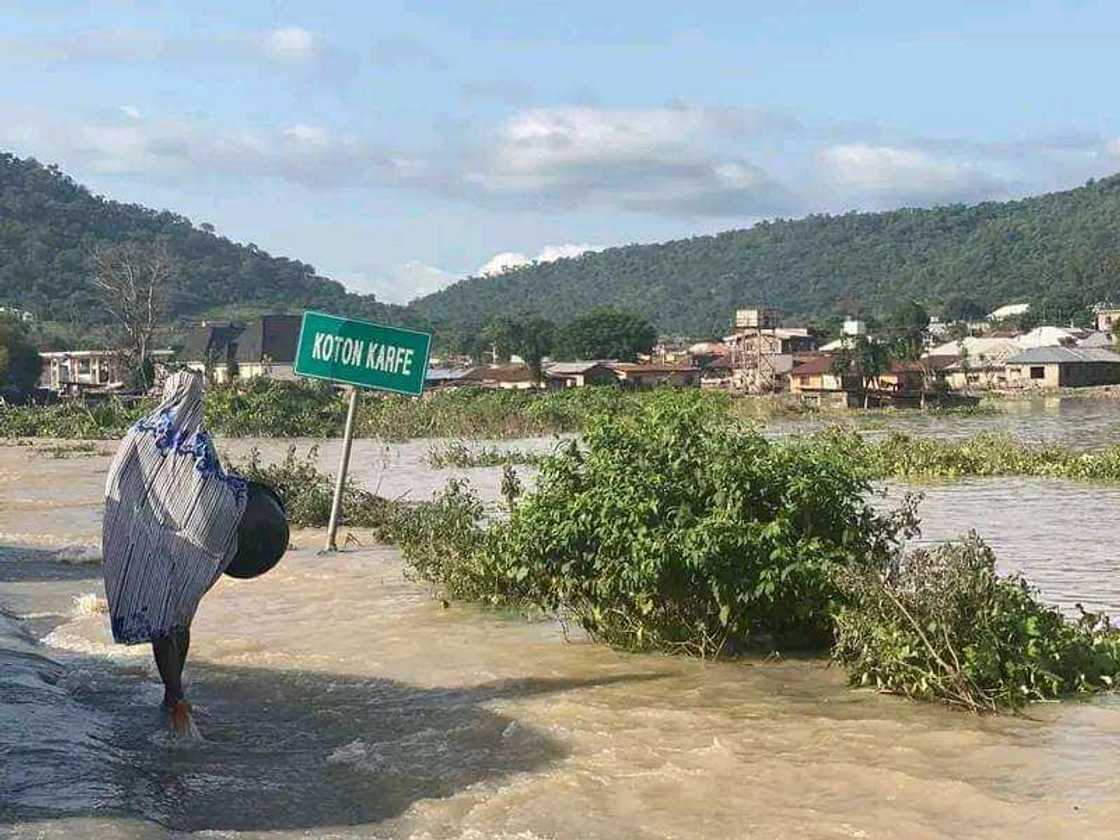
xmin=102 ymin=370 xmax=247 ymax=644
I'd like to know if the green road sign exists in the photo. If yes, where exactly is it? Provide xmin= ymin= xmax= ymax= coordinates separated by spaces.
xmin=294 ymin=311 xmax=432 ymax=396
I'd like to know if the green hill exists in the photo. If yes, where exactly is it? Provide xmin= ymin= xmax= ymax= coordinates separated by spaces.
xmin=0 ymin=153 xmax=415 ymax=336
xmin=6 ymin=150 xmax=1120 ymax=345
xmin=410 ymin=175 xmax=1120 ymax=337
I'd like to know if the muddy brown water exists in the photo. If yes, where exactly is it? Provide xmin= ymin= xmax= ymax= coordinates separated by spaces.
xmin=2 ymin=407 xmax=1120 ymax=839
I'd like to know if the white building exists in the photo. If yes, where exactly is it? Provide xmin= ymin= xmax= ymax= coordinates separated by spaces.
xmin=987 ymin=302 xmax=1031 ymax=322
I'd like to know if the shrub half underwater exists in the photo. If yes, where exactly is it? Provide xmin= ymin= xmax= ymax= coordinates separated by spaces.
xmin=394 ymin=394 xmax=1120 ymax=710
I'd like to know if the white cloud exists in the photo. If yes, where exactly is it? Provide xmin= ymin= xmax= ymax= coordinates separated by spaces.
xmin=258 ymin=27 xmax=319 ymax=62
xmin=340 ymin=261 xmax=458 ymax=303
xmin=535 ymin=243 xmax=598 ymax=262
xmin=0 ymin=26 xmax=324 ymax=66
xmin=463 ymin=105 xmax=796 ymax=217
xmin=283 ymin=124 xmax=331 ymax=146
xmin=477 ymin=243 xmax=600 ymax=276
xmin=1107 ymin=138 xmax=1120 ymax=158
xmin=119 ymin=105 xmax=142 ymax=121
xmin=819 ymin=143 xmax=1005 ymax=205
xmin=478 ymin=252 xmax=531 ymax=276
xmin=0 ymin=108 xmax=401 ymax=190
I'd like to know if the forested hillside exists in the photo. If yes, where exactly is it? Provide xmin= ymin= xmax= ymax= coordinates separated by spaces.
xmin=0 ymin=153 xmax=413 ymax=332
xmin=412 ymin=175 xmax=1120 ymax=337
xmin=6 ymin=150 xmax=1120 ymax=344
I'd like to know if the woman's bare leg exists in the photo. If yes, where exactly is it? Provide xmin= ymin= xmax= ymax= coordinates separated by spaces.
xmin=153 ymin=626 xmax=190 ymax=707
xmin=176 ymin=627 xmax=190 ymax=684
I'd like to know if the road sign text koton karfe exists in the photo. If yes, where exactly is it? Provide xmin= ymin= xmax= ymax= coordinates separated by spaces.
xmin=294 ymin=311 xmax=431 ymax=396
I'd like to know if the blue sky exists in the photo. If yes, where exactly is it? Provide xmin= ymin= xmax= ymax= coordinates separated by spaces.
xmin=3 ymin=1 xmax=1119 ymax=302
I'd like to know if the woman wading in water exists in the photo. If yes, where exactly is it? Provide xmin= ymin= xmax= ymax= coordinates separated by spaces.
xmin=102 ymin=370 xmax=248 ymax=736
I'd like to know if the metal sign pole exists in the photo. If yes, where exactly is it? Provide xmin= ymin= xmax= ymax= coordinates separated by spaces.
xmin=325 ymin=386 xmax=360 ymax=551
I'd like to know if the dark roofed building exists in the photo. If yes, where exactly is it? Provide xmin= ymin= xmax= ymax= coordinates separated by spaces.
xmin=179 ymin=315 xmax=302 ymax=382
xmin=232 ymin=315 xmax=302 ymax=367
xmin=179 ymin=322 xmax=242 ymax=368
xmin=607 ymin=362 xmax=699 ymax=388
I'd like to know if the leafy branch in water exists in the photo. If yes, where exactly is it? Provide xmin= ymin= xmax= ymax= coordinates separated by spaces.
xmin=833 ymin=534 xmax=1120 ymax=712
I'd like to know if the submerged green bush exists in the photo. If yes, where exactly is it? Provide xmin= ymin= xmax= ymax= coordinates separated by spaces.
xmin=404 ymin=392 xmax=916 ymax=656
xmin=833 ymin=534 xmax=1120 ymax=711
xmin=395 ymin=397 xmax=1120 ymax=710
xmin=392 ymin=477 xmax=496 ymax=602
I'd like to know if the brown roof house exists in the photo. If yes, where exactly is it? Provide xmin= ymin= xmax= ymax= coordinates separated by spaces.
xmin=608 ymin=362 xmax=699 ymax=388
xmin=545 ymin=361 xmax=618 ymax=389
xmin=458 ymin=364 xmax=540 ymax=390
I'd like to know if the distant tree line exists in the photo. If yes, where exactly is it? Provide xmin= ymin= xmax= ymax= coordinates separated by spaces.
xmin=444 ymin=308 xmax=658 ymax=381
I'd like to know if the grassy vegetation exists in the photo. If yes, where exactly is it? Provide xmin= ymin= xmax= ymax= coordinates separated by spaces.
xmin=0 ymin=380 xmax=716 ymax=440
xmin=0 ymin=377 xmax=1002 ymax=442
xmin=424 ymin=440 xmax=548 ymax=469
xmin=815 ymin=429 xmax=1120 ymax=482
xmin=230 ymin=445 xmax=401 ymax=539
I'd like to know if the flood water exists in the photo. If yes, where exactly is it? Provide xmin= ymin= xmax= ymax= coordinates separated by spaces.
xmin=3 ymin=400 xmax=1120 ymax=838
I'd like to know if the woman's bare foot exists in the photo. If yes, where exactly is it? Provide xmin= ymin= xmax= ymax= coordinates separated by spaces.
xmin=168 ymin=699 xmax=193 ymax=736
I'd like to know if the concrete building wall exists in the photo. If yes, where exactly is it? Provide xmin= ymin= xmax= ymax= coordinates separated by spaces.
xmin=1006 ymin=361 xmax=1120 ymax=388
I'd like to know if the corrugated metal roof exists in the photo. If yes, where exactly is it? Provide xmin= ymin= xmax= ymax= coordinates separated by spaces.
xmin=425 ymin=368 xmax=467 ymax=381
xmin=609 ymin=362 xmax=699 ymax=374
xmin=545 ymin=361 xmax=610 ymax=375
xmin=1079 ymin=332 xmax=1114 ymax=348
xmin=1005 ymin=347 xmax=1120 ymax=365
xmin=460 ymin=364 xmax=535 ymax=382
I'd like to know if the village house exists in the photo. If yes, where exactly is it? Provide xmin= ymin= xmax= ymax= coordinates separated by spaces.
xmin=39 ymin=349 xmax=126 ymax=391
xmin=608 ymin=362 xmax=699 ymax=388
xmin=723 ymin=327 xmax=816 ymax=358
xmin=926 ymin=336 xmax=1022 ymax=390
xmin=38 ymin=349 xmax=175 ymax=392
xmin=788 ymin=355 xmax=860 ymax=396
xmin=1078 ymin=331 xmax=1115 ymax=349
xmin=1094 ymin=304 xmax=1120 ymax=333
xmin=179 ymin=315 xmax=302 ymax=382
xmin=423 ymin=368 xmax=468 ymax=390
xmin=1005 ymin=347 xmax=1120 ymax=389
xmin=819 ymin=319 xmax=868 ymax=352
xmin=699 ymin=356 xmax=735 ymax=390
xmin=545 ymin=361 xmax=618 ymax=389
xmin=458 ymin=364 xmax=539 ymax=390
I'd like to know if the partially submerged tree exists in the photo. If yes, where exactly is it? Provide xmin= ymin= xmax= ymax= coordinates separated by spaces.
xmin=552 ymin=308 xmax=656 ymax=362
xmin=480 ymin=314 xmax=557 ymax=383
xmin=509 ymin=316 xmax=556 ymax=384
xmin=0 ymin=315 xmax=41 ymax=401
xmin=834 ymin=336 xmax=891 ymax=409
xmin=888 ymin=300 xmax=932 ymax=406
xmin=87 ymin=240 xmax=173 ymax=389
